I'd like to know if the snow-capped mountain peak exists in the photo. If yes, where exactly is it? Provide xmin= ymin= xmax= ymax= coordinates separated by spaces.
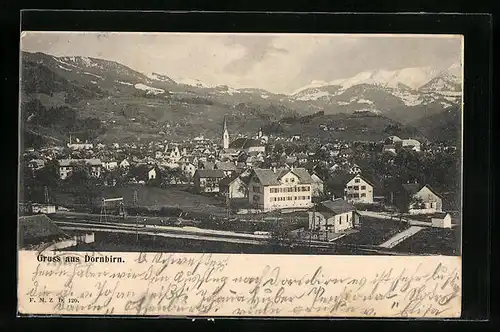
xmin=176 ymin=77 xmax=212 ymax=88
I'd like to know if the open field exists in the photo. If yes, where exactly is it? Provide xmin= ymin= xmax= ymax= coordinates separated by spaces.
xmin=334 ymin=216 xmax=410 ymax=246
xmin=51 ymin=184 xmax=228 ymax=214
xmin=390 ymin=226 xmax=461 ymax=256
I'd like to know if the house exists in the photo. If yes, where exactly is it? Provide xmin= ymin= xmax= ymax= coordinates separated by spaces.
xmin=120 ymin=159 xmax=130 ymax=168
xmin=193 ymin=169 xmax=226 ymax=193
xmin=165 ymin=145 xmax=182 ymax=162
xmin=310 ymin=173 xmax=325 ymax=198
xmin=348 ymin=164 xmax=362 ymax=175
xmin=400 ymin=139 xmax=421 ymax=152
xmin=396 ymin=183 xmax=443 ymax=215
xmin=219 ymin=173 xmax=248 ymax=199
xmin=344 ymin=174 xmax=374 ymax=204
xmin=247 ymin=167 xmax=314 ymax=212
xmin=214 ymin=161 xmax=237 ymax=177
xmin=229 ymin=137 xmax=266 ymax=154
xmin=308 ymin=199 xmax=359 ymax=233
xmin=67 ymin=142 xmax=93 ymax=150
xmin=31 ymin=203 xmax=57 ymax=214
xmin=27 ymin=159 xmax=45 ymax=171
xmin=181 ymin=162 xmax=197 ymax=179
xmin=102 ymin=160 xmax=118 ymax=171
xmin=431 ymin=212 xmax=452 ymax=228
xmin=382 ymin=144 xmax=397 ymax=155
xmin=148 ymin=167 xmax=157 ymax=180
xmin=57 ymin=158 xmax=102 ymax=179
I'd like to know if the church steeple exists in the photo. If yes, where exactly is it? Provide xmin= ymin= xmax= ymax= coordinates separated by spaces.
xmin=222 ymin=116 xmax=229 ymax=149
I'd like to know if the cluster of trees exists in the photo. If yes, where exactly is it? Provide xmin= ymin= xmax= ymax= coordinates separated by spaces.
xmin=22 ymin=100 xmax=105 ymax=142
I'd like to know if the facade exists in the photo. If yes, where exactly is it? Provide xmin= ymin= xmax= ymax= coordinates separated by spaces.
xmin=308 ymin=199 xmax=359 ymax=233
xmin=229 ymin=138 xmax=266 ymax=154
xmin=57 ymin=158 xmax=102 ymax=180
xmin=120 ymin=159 xmax=130 ymax=168
xmin=247 ymin=167 xmax=314 ymax=212
xmin=400 ymin=139 xmax=421 ymax=152
xmin=401 ymin=183 xmax=443 ymax=215
xmin=431 ymin=212 xmax=452 ymax=228
xmin=148 ymin=168 xmax=157 ymax=180
xmin=31 ymin=203 xmax=57 ymax=214
xmin=181 ymin=162 xmax=197 ymax=179
xmin=193 ymin=169 xmax=226 ymax=193
xmin=27 ymin=159 xmax=45 ymax=171
xmin=345 ymin=174 xmax=374 ymax=204
xmin=102 ymin=160 xmax=118 ymax=171
xmin=219 ymin=173 xmax=247 ymax=199
xmin=67 ymin=143 xmax=93 ymax=150
xmin=311 ymin=173 xmax=325 ymax=197
xmin=165 ymin=145 xmax=181 ymax=162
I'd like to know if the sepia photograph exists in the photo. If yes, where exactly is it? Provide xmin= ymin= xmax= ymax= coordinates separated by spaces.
xmin=18 ymin=32 xmax=462 ymax=257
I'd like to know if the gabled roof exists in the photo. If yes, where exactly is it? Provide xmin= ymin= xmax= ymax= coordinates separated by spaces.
xmin=402 ymin=183 xmax=421 ymax=196
xmin=348 ymin=174 xmax=375 ymax=188
xmin=250 ymin=168 xmax=313 ymax=186
xmin=218 ymin=172 xmax=242 ymax=187
xmin=215 ymin=161 xmax=237 ymax=171
xmin=318 ymin=199 xmax=356 ymax=216
xmin=18 ymin=214 xmax=68 ymax=246
xmin=229 ymin=137 xmax=264 ymax=149
xmin=195 ymin=169 xmax=226 ymax=178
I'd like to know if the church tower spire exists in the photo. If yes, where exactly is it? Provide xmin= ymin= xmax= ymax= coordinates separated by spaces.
xmin=222 ymin=116 xmax=229 ymax=150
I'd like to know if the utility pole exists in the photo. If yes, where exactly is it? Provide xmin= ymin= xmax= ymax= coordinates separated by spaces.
xmin=226 ymin=190 xmax=230 ymax=220
xmin=44 ymin=186 xmax=49 ymax=204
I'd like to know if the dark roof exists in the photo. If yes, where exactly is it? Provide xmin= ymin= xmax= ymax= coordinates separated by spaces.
xmin=423 ymin=185 xmax=443 ymax=199
xmin=402 ymin=183 xmax=421 ymax=196
xmin=251 ymin=168 xmax=314 ymax=186
xmin=402 ymin=183 xmax=442 ymax=198
xmin=349 ymin=174 xmax=376 ymax=188
xmin=195 ymin=169 xmax=226 ymax=178
xmin=215 ymin=161 xmax=237 ymax=171
xmin=318 ymin=199 xmax=356 ymax=216
xmin=18 ymin=214 xmax=68 ymax=246
xmin=229 ymin=137 xmax=263 ymax=149
xmin=218 ymin=173 xmax=242 ymax=187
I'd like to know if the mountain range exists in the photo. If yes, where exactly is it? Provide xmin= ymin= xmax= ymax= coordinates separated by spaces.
xmin=20 ymin=51 xmax=462 ymax=145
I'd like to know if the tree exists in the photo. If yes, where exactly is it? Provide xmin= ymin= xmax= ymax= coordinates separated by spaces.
xmin=267 ymin=218 xmax=296 ymax=250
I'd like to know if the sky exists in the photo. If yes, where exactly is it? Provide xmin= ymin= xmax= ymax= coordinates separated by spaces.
xmin=21 ymin=32 xmax=463 ymax=94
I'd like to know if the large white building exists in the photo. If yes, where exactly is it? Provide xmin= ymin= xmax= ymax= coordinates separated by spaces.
xmin=247 ymin=167 xmax=314 ymax=212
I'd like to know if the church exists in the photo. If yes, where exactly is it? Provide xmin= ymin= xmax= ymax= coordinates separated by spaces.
xmin=219 ymin=116 xmax=266 ymax=160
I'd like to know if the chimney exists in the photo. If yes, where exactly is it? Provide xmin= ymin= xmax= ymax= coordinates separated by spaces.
xmin=272 ymin=167 xmax=276 ymax=173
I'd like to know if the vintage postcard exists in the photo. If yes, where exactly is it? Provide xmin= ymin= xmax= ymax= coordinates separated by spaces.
xmin=18 ymin=32 xmax=463 ymax=317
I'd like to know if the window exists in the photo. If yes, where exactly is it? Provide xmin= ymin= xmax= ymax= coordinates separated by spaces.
xmin=306 ymin=196 xmax=310 ymax=200
xmin=361 ymin=185 xmax=366 ymax=190
xmin=353 ymin=186 xmax=359 ymax=190
xmin=355 ymin=179 xmax=360 ymax=183
xmin=361 ymin=193 xmax=366 ymax=197
xmin=291 ymin=178 xmax=295 ymax=182
xmin=285 ymin=178 xmax=289 ymax=183
xmin=252 ymin=186 xmax=260 ymax=193
xmin=294 ymin=197 xmax=297 ymax=200
xmin=287 ymin=196 xmax=292 ymax=201
xmin=306 ymin=186 xmax=310 ymax=191
xmin=339 ymin=215 xmax=342 ymax=224
xmin=347 ymin=186 xmax=352 ymax=189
